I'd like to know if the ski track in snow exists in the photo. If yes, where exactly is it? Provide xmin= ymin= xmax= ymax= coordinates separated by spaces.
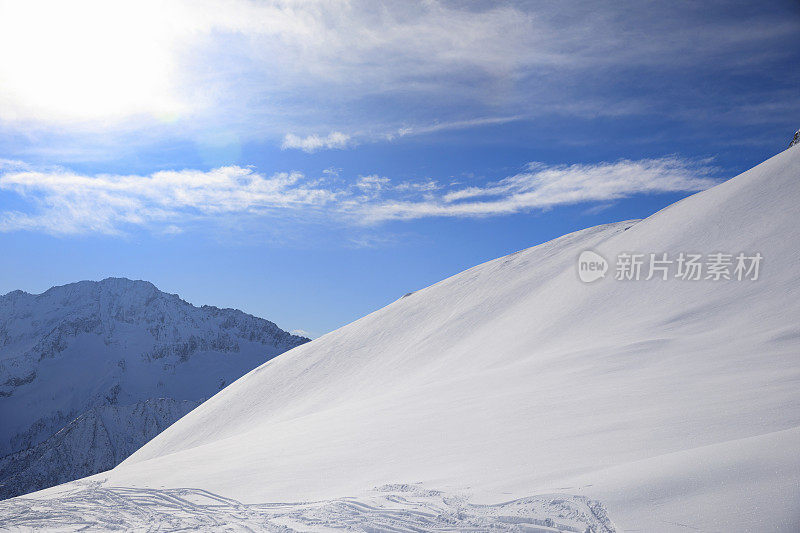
xmin=0 ymin=482 xmax=615 ymax=532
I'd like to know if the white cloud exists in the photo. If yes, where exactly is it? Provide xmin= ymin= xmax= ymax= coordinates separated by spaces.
xmin=356 ymin=157 xmax=719 ymax=223
xmin=283 ymin=117 xmax=526 ymax=153
xmin=0 ymin=156 xmax=718 ymax=235
xmin=281 ymin=132 xmax=351 ymax=153
xmin=395 ymin=179 xmax=440 ymax=192
xmin=0 ymin=166 xmax=338 ymax=235
xmin=356 ymin=175 xmax=390 ymax=192
xmin=387 ymin=116 xmax=526 ymax=141
xmin=0 ymin=159 xmax=29 ymax=171
xmin=1 ymin=0 xmax=794 ymax=150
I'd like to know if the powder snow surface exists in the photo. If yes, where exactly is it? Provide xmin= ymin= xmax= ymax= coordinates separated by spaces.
xmin=3 ymin=147 xmax=800 ymax=532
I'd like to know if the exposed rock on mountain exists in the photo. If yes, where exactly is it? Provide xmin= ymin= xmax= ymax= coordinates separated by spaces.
xmin=0 ymin=398 xmax=200 ymax=500
xmin=0 ymin=278 xmax=308 ymax=499
xmin=789 ymin=129 xmax=800 ymax=148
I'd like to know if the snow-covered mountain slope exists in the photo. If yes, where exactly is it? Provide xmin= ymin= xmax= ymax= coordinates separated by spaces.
xmin=0 ymin=398 xmax=199 ymax=500
xmin=0 ymin=278 xmax=308 ymax=499
xmin=4 ymin=146 xmax=800 ymax=532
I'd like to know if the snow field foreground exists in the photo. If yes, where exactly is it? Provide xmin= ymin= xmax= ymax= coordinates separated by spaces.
xmin=0 ymin=482 xmax=615 ymax=532
xmin=3 ymin=146 xmax=800 ymax=532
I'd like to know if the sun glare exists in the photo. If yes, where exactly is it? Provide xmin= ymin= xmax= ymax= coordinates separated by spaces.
xmin=0 ymin=0 xmax=181 ymax=123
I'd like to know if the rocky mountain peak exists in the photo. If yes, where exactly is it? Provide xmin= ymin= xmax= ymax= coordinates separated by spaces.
xmin=0 ymin=277 xmax=310 ymax=500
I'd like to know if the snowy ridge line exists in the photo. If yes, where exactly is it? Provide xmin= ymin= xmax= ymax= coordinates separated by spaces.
xmin=0 ymin=481 xmax=616 ymax=532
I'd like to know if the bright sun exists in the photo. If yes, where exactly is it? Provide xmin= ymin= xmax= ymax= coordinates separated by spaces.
xmin=0 ymin=0 xmax=181 ymax=123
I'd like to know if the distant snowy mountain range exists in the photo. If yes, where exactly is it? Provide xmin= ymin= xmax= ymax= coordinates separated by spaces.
xmin=0 ymin=278 xmax=308 ymax=500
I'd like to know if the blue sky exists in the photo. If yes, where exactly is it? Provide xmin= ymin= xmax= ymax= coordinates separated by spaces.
xmin=0 ymin=0 xmax=798 ymax=336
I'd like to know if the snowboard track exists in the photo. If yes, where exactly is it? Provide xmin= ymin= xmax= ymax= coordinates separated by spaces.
xmin=0 ymin=481 xmax=616 ymax=532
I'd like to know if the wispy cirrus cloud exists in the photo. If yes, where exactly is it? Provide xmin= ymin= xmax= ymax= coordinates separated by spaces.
xmin=0 ymin=156 xmax=718 ymax=236
xmin=281 ymin=116 xmax=528 ymax=153
xmin=385 ymin=116 xmax=527 ymax=141
xmin=356 ymin=157 xmax=719 ymax=223
xmin=1 ymin=0 xmax=796 ymax=158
